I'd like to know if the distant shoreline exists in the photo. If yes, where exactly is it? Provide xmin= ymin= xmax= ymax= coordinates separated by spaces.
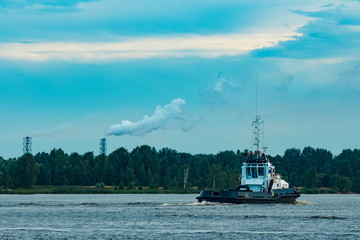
xmin=0 ymin=186 xmax=353 ymax=194
xmin=0 ymin=185 xmax=200 ymax=194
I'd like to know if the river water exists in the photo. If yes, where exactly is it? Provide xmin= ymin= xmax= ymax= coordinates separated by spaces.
xmin=0 ymin=194 xmax=359 ymax=239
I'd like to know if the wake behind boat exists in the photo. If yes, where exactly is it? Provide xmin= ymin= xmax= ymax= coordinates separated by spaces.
xmin=196 ymin=114 xmax=300 ymax=204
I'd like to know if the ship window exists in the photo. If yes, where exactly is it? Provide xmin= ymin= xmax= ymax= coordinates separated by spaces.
xmin=258 ymin=167 xmax=264 ymax=176
xmin=246 ymin=167 xmax=251 ymax=178
xmin=251 ymin=167 xmax=257 ymax=178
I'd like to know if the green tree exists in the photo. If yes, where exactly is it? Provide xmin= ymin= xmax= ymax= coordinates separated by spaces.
xmin=216 ymin=151 xmax=240 ymax=169
xmin=289 ymin=172 xmax=299 ymax=187
xmin=207 ymin=164 xmax=225 ymax=189
xmin=49 ymin=149 xmax=68 ymax=185
xmin=53 ymin=167 xmax=68 ymax=185
xmin=95 ymin=182 xmax=105 ymax=189
xmin=283 ymin=148 xmax=302 ymax=185
xmin=315 ymin=172 xmax=326 ymax=188
xmin=69 ymin=152 xmax=86 ymax=185
xmin=352 ymin=173 xmax=360 ymax=193
xmin=124 ymin=166 xmax=136 ymax=186
xmin=108 ymin=147 xmax=130 ymax=185
xmin=81 ymin=152 xmax=92 ymax=185
xmin=338 ymin=176 xmax=353 ymax=193
xmin=304 ymin=167 xmax=318 ymax=189
xmin=131 ymin=145 xmax=158 ymax=171
xmin=14 ymin=154 xmax=39 ymax=188
xmin=91 ymin=154 xmax=107 ymax=184
xmin=128 ymin=181 xmax=136 ymax=189
xmin=330 ymin=174 xmax=353 ymax=193
xmin=137 ymin=164 xmax=147 ymax=186
xmin=162 ymin=171 xmax=171 ymax=189
xmin=224 ymin=165 xmax=239 ymax=189
xmin=318 ymin=173 xmax=330 ymax=188
xmin=0 ymin=157 xmax=7 ymax=187
xmin=37 ymin=163 xmax=52 ymax=185
xmin=103 ymin=165 xmax=115 ymax=185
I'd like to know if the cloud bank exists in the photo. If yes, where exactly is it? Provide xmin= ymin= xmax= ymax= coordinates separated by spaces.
xmin=252 ymin=4 xmax=360 ymax=60
xmin=108 ymin=98 xmax=195 ymax=136
xmin=0 ymin=33 xmax=297 ymax=62
xmin=0 ymin=0 xmax=311 ymax=42
xmin=0 ymin=0 xmax=96 ymax=8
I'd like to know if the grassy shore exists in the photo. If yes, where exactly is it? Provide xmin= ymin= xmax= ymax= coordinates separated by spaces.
xmin=0 ymin=185 xmax=201 ymax=194
xmin=297 ymin=187 xmax=344 ymax=194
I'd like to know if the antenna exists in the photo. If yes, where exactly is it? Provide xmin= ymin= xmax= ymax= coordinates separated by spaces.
xmin=253 ymin=115 xmax=261 ymax=152
xmin=256 ymin=73 xmax=258 ymax=117
xmin=252 ymin=74 xmax=264 ymax=153
xmin=262 ymin=123 xmax=268 ymax=153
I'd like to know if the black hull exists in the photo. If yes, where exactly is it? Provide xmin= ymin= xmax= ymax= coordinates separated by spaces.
xmin=196 ymin=195 xmax=299 ymax=204
xmin=196 ymin=188 xmax=300 ymax=204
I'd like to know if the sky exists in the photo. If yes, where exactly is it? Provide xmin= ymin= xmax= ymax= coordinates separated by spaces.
xmin=1 ymin=0 xmax=360 ymax=158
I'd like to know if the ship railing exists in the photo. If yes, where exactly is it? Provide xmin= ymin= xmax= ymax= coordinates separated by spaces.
xmin=245 ymin=159 xmax=268 ymax=163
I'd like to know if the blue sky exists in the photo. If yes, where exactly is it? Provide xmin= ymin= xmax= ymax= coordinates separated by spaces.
xmin=1 ymin=0 xmax=360 ymax=158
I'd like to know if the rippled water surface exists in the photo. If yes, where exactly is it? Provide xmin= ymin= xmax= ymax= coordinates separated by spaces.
xmin=0 ymin=194 xmax=359 ymax=239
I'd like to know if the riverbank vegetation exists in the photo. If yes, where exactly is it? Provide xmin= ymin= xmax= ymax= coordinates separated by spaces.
xmin=0 ymin=185 xmax=200 ymax=194
xmin=0 ymin=146 xmax=359 ymax=193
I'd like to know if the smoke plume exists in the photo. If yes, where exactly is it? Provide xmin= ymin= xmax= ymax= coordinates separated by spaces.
xmin=31 ymin=124 xmax=77 ymax=137
xmin=108 ymin=98 xmax=194 ymax=136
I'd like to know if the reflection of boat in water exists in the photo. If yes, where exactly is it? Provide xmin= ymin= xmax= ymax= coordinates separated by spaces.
xmin=196 ymin=114 xmax=300 ymax=204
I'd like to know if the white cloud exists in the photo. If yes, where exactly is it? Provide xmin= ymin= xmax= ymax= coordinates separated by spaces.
xmin=108 ymin=98 xmax=196 ymax=136
xmin=201 ymin=73 xmax=244 ymax=108
xmin=0 ymin=32 xmax=299 ymax=62
xmin=213 ymin=75 xmax=240 ymax=93
xmin=214 ymin=77 xmax=226 ymax=93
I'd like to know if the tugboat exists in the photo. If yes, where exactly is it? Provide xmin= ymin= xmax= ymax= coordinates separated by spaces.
xmin=196 ymin=114 xmax=300 ymax=204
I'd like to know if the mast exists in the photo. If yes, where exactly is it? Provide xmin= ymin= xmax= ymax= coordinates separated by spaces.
xmin=253 ymin=115 xmax=261 ymax=152
xmin=252 ymin=74 xmax=264 ymax=155
xmin=253 ymin=74 xmax=260 ymax=152
xmin=256 ymin=74 xmax=258 ymax=118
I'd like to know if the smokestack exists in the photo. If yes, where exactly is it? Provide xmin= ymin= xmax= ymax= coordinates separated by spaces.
xmin=23 ymin=136 xmax=32 ymax=154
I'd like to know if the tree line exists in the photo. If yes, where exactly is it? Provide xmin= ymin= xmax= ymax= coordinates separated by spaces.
xmin=0 ymin=146 xmax=359 ymax=193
